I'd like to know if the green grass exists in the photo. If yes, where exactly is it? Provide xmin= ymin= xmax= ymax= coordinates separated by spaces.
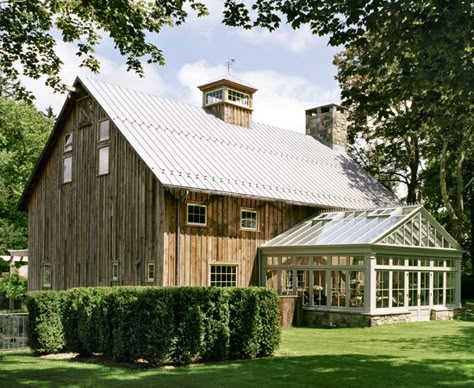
xmin=1 ymin=321 xmax=474 ymax=387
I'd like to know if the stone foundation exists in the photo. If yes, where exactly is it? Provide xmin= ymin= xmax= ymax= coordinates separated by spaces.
xmin=303 ymin=309 xmax=412 ymax=328
xmin=430 ymin=308 xmax=461 ymax=321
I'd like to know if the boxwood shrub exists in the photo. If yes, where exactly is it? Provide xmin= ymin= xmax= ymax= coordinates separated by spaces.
xmin=26 ymin=286 xmax=281 ymax=364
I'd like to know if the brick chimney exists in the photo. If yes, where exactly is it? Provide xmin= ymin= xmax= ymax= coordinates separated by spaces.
xmin=198 ymin=74 xmax=257 ymax=128
xmin=305 ymin=104 xmax=348 ymax=152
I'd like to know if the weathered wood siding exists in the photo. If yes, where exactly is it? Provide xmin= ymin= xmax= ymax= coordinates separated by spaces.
xmin=163 ymin=190 xmax=316 ymax=287
xmin=27 ymin=88 xmax=165 ymax=290
xmin=26 ymin=86 xmax=317 ymax=291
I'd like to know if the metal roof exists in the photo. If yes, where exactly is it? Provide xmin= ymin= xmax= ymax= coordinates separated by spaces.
xmin=80 ymin=77 xmax=399 ymax=209
xmin=198 ymin=73 xmax=257 ymax=91
xmin=262 ymin=205 xmax=462 ymax=250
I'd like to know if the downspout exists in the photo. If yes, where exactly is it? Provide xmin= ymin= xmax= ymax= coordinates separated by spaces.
xmin=175 ymin=190 xmax=188 ymax=286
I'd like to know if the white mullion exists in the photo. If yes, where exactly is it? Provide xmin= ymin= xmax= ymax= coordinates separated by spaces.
xmin=309 ymin=270 xmax=314 ymax=307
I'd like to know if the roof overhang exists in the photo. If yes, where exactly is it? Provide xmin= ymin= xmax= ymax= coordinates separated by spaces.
xmin=198 ymin=78 xmax=258 ymax=94
xmin=260 ymin=243 xmax=463 ymax=259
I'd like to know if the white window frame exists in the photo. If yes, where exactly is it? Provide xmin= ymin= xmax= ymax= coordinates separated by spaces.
xmin=228 ymin=89 xmax=250 ymax=107
xmin=146 ymin=262 xmax=155 ymax=282
xmin=112 ymin=261 xmax=119 ymax=281
xmin=98 ymin=146 xmax=109 ymax=176
xmin=240 ymin=209 xmax=258 ymax=231
xmin=204 ymin=89 xmax=224 ymax=106
xmin=63 ymin=156 xmax=72 ymax=183
xmin=209 ymin=263 xmax=238 ymax=287
xmin=64 ymin=133 xmax=73 ymax=152
xmin=186 ymin=203 xmax=207 ymax=226
xmin=42 ymin=263 xmax=51 ymax=288
xmin=99 ymin=119 xmax=110 ymax=142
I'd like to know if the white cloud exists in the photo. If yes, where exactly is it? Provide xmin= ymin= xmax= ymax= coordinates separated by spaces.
xmin=21 ymin=41 xmax=171 ymax=115
xmin=177 ymin=60 xmax=340 ymax=132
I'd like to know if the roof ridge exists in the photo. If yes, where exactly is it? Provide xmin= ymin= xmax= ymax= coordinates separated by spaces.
xmin=80 ymin=76 xmax=313 ymax=139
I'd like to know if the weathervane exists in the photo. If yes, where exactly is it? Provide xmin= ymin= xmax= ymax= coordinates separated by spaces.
xmin=225 ymin=58 xmax=235 ymax=73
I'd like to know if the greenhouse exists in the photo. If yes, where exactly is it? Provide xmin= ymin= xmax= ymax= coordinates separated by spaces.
xmin=260 ymin=205 xmax=463 ymax=327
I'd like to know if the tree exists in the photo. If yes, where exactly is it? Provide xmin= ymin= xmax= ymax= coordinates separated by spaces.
xmin=0 ymin=271 xmax=27 ymax=310
xmin=0 ymin=0 xmax=208 ymax=100
xmin=0 ymin=97 xmax=53 ymax=255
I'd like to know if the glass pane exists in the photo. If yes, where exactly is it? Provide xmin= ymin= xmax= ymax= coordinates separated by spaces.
xmin=64 ymin=133 xmax=73 ymax=152
xmin=392 ymin=271 xmax=405 ymax=307
xmin=99 ymin=120 xmax=110 ymax=141
xmin=266 ymin=270 xmax=279 ymax=291
xmin=63 ymin=157 xmax=72 ymax=183
xmin=408 ymin=272 xmax=418 ymax=307
xmin=420 ymin=272 xmax=430 ymax=306
xmin=376 ymin=271 xmax=389 ymax=308
xmin=98 ymin=147 xmax=109 ymax=175
xmin=433 ymin=272 xmax=444 ymax=305
xmin=313 ymin=271 xmax=327 ymax=306
xmin=331 ymin=271 xmax=346 ymax=307
xmin=349 ymin=271 xmax=364 ymax=307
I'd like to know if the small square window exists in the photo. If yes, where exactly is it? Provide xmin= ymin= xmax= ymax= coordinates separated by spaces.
xmin=99 ymin=120 xmax=110 ymax=141
xmin=64 ymin=133 xmax=73 ymax=152
xmin=98 ymin=146 xmax=109 ymax=175
xmin=210 ymin=265 xmax=237 ymax=287
xmin=241 ymin=209 xmax=257 ymax=230
xmin=112 ymin=261 xmax=119 ymax=281
xmin=63 ymin=156 xmax=72 ymax=183
xmin=42 ymin=263 xmax=51 ymax=288
xmin=147 ymin=262 xmax=155 ymax=282
xmin=187 ymin=204 xmax=207 ymax=226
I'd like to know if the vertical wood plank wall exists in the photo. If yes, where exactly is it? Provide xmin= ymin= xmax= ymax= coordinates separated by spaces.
xmin=27 ymin=89 xmax=164 ymax=290
xmin=163 ymin=190 xmax=316 ymax=287
xmin=27 ymin=87 xmax=318 ymax=291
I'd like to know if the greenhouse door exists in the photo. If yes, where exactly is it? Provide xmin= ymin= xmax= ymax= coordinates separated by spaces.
xmin=408 ymin=272 xmax=431 ymax=321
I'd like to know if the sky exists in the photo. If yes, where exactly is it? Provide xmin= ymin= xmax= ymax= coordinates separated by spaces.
xmin=23 ymin=1 xmax=341 ymax=133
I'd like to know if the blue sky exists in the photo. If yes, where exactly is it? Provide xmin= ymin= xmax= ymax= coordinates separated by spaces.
xmin=25 ymin=1 xmax=341 ymax=132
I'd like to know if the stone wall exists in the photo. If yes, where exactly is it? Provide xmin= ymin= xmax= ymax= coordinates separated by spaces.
xmin=430 ymin=308 xmax=461 ymax=321
xmin=305 ymin=105 xmax=348 ymax=152
xmin=303 ymin=310 xmax=412 ymax=328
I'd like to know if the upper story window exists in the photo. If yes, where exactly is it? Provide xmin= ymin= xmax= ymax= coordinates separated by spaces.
xmin=64 ymin=133 xmax=73 ymax=152
xmin=205 ymin=89 xmax=223 ymax=105
xmin=241 ymin=209 xmax=257 ymax=230
xmin=78 ymin=98 xmax=91 ymax=127
xmin=99 ymin=120 xmax=110 ymax=141
xmin=98 ymin=146 xmax=109 ymax=175
xmin=228 ymin=89 xmax=250 ymax=107
xmin=187 ymin=203 xmax=207 ymax=226
xmin=112 ymin=261 xmax=119 ymax=281
xmin=63 ymin=156 xmax=72 ymax=183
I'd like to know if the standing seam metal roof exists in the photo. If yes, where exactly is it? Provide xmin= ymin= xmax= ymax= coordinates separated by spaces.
xmin=80 ymin=77 xmax=400 ymax=209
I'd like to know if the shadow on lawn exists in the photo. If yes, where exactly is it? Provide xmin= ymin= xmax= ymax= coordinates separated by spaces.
xmin=3 ymin=352 xmax=474 ymax=387
xmin=375 ymin=324 xmax=474 ymax=355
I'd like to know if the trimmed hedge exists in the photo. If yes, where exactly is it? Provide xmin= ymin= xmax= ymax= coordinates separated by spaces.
xmin=26 ymin=286 xmax=281 ymax=364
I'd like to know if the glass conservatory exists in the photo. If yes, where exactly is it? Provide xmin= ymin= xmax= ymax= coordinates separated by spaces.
xmin=260 ymin=206 xmax=463 ymax=326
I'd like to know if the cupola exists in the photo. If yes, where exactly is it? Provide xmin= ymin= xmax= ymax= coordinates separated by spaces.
xmin=198 ymin=74 xmax=257 ymax=128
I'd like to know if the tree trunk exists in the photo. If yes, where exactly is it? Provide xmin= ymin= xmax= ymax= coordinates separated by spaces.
xmin=405 ymin=136 xmax=419 ymax=204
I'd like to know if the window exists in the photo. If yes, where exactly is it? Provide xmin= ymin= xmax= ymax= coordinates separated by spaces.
xmin=42 ymin=263 xmax=51 ymax=288
xmin=331 ymin=270 xmax=346 ymax=307
xmin=228 ymin=89 xmax=250 ymax=106
xmin=349 ymin=271 xmax=364 ymax=307
xmin=433 ymin=272 xmax=443 ymax=305
xmin=98 ymin=146 xmax=109 ymax=175
xmin=241 ymin=209 xmax=257 ymax=230
xmin=64 ymin=133 xmax=73 ymax=152
xmin=392 ymin=271 xmax=405 ymax=307
xmin=147 ymin=262 xmax=155 ymax=282
xmin=205 ymin=89 xmax=223 ymax=105
xmin=446 ymin=272 xmax=455 ymax=304
xmin=187 ymin=204 xmax=207 ymax=226
xmin=78 ymin=99 xmax=91 ymax=126
xmin=99 ymin=120 xmax=110 ymax=141
xmin=313 ymin=271 xmax=327 ymax=306
xmin=112 ymin=261 xmax=119 ymax=281
xmin=210 ymin=265 xmax=237 ymax=287
xmin=376 ymin=271 xmax=390 ymax=308
xmin=63 ymin=156 xmax=72 ymax=183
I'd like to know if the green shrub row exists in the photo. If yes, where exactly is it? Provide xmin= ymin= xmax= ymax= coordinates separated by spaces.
xmin=26 ymin=286 xmax=281 ymax=364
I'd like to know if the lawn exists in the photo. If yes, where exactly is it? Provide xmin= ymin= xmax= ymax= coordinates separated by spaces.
xmin=1 ymin=320 xmax=474 ymax=387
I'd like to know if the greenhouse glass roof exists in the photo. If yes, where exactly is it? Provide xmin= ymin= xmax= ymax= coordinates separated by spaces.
xmin=263 ymin=205 xmax=461 ymax=249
